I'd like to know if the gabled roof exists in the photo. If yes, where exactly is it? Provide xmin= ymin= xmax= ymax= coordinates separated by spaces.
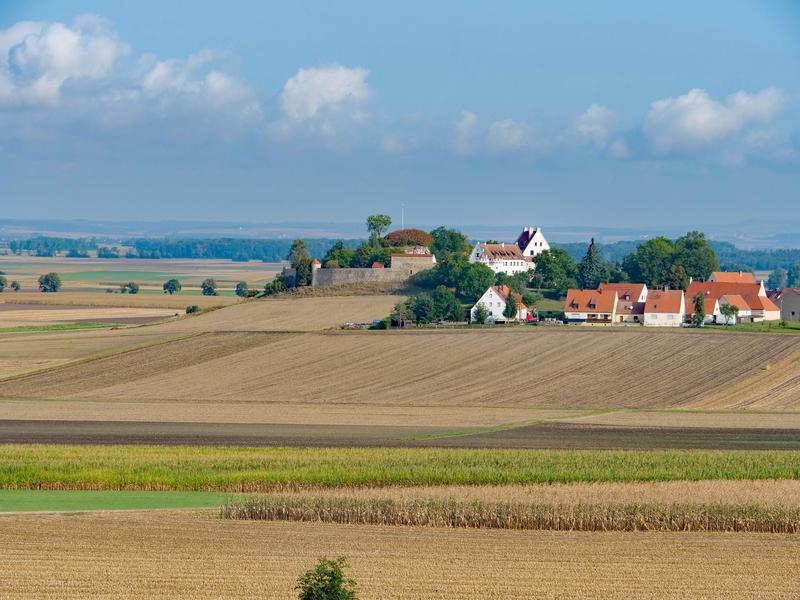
xmin=710 ymin=271 xmax=757 ymax=283
xmin=645 ymin=290 xmax=685 ymax=314
xmin=478 ymin=243 xmax=526 ymax=261
xmin=487 ymin=285 xmax=525 ymax=309
xmin=564 ymin=289 xmax=618 ymax=314
xmin=685 ymin=281 xmax=778 ymax=314
xmin=720 ymin=294 xmax=750 ymax=311
xmin=598 ymin=283 xmax=646 ymax=301
xmin=311 ymin=259 xmax=321 ymax=266
xmin=515 ymin=227 xmax=541 ymax=251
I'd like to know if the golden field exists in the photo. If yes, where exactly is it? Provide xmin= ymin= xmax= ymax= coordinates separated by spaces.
xmin=4 ymin=326 xmax=800 ymax=411
xmin=0 ymin=512 xmax=797 ymax=599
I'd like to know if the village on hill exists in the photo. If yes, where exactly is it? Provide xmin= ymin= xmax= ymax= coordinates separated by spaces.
xmin=279 ymin=214 xmax=797 ymax=329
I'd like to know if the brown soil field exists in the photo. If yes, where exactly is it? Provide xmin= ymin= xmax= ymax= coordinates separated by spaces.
xmin=0 ymin=304 xmax=178 ymax=328
xmin=0 ymin=512 xmax=797 ymax=599
xmin=0 ymin=329 xmax=184 ymax=379
xmin=157 ymin=294 xmax=405 ymax=332
xmin=0 ymin=400 xmax=577 ymax=427
xmin=1 ymin=290 xmax=241 ymax=309
xmin=4 ymin=329 xmax=799 ymax=411
xmin=556 ymin=409 xmax=800 ymax=429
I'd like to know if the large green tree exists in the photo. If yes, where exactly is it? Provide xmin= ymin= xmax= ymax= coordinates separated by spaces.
xmin=693 ymin=293 xmax=706 ymax=327
xmin=458 ymin=262 xmax=495 ymax=302
xmin=767 ymin=268 xmax=788 ymax=289
xmin=201 ymin=278 xmax=218 ymax=296
xmin=788 ymin=263 xmax=800 ymax=287
xmin=621 ymin=237 xmax=675 ymax=287
xmin=577 ymin=238 xmax=606 ymax=289
xmin=366 ymin=214 xmax=392 ymax=245
xmin=408 ymin=293 xmax=436 ymax=324
xmin=673 ymin=231 xmax=718 ymax=281
xmin=431 ymin=285 xmax=463 ymax=322
xmin=322 ymin=241 xmax=355 ymax=268
xmin=503 ymin=294 xmax=519 ymax=321
xmin=163 ymin=278 xmax=181 ymax=294
xmin=530 ymin=248 xmax=578 ymax=295
xmin=429 ymin=226 xmax=471 ymax=258
xmin=38 ymin=272 xmax=61 ymax=293
xmin=287 ymin=239 xmax=312 ymax=286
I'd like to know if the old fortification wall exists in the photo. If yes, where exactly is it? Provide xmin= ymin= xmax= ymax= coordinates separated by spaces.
xmin=312 ymin=268 xmax=410 ymax=287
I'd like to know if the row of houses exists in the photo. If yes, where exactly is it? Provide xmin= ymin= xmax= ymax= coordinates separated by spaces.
xmin=562 ymin=271 xmax=781 ymax=327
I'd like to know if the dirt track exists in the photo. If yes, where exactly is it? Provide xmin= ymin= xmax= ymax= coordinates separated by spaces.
xmin=4 ymin=328 xmax=800 ymax=411
xmin=1 ymin=419 xmax=799 ymax=449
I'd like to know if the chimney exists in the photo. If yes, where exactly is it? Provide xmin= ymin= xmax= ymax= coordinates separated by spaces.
xmin=689 ymin=277 xmax=693 ymax=284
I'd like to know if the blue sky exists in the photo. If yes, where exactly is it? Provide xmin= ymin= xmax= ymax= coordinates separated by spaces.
xmin=1 ymin=1 xmax=799 ymax=231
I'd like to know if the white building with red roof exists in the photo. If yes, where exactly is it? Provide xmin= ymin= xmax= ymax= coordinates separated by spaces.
xmin=564 ymin=288 xmax=618 ymax=324
xmin=469 ymin=242 xmax=530 ymax=275
xmin=686 ymin=279 xmax=780 ymax=323
xmin=643 ymin=290 xmax=686 ymax=327
xmin=471 ymin=285 xmax=529 ymax=323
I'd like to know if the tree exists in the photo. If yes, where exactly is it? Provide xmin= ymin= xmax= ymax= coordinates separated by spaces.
xmin=692 ymin=293 xmax=706 ymax=327
xmin=408 ymin=293 xmax=435 ymax=325
xmin=767 ymin=268 xmax=788 ymax=290
xmin=366 ymin=214 xmax=392 ymax=245
xmin=578 ymin=238 xmax=606 ymax=289
xmin=163 ymin=278 xmax=181 ymax=294
xmin=323 ymin=241 xmax=355 ymax=269
xmin=458 ymin=262 xmax=495 ymax=302
xmin=522 ymin=291 xmax=542 ymax=308
xmin=719 ymin=302 xmax=739 ymax=325
xmin=0 ymin=275 xmax=6 ymax=292
xmin=495 ymin=271 xmax=531 ymax=295
xmin=503 ymin=294 xmax=519 ymax=321
xmin=296 ymin=556 xmax=357 ymax=600
xmin=390 ymin=300 xmax=411 ymax=327
xmin=201 ymin=278 xmax=218 ymax=296
xmin=385 ymin=228 xmax=433 ymax=248
xmin=10 ymin=280 xmax=20 ymax=292
xmin=120 ymin=282 xmax=139 ymax=294
xmin=263 ymin=275 xmax=288 ymax=296
xmin=788 ymin=263 xmax=800 ymax=288
xmin=621 ymin=237 xmax=675 ymax=287
xmin=473 ymin=303 xmax=489 ymax=324
xmin=430 ymin=226 xmax=471 ymax=258
xmin=530 ymin=248 xmax=578 ymax=295
xmin=38 ymin=272 xmax=61 ymax=293
xmin=235 ymin=281 xmax=249 ymax=297
xmin=431 ymin=285 xmax=463 ymax=322
xmin=288 ymin=239 xmax=312 ymax=286
xmin=674 ymin=231 xmax=718 ymax=282
xmin=663 ymin=264 xmax=689 ymax=291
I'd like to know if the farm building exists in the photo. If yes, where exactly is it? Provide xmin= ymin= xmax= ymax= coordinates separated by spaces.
xmin=685 ymin=280 xmax=780 ymax=323
xmin=563 ymin=288 xmax=618 ymax=324
xmin=643 ymin=290 xmax=685 ymax=327
xmin=471 ymin=285 xmax=529 ymax=323
xmin=469 ymin=242 xmax=530 ymax=276
xmin=776 ymin=288 xmax=800 ymax=322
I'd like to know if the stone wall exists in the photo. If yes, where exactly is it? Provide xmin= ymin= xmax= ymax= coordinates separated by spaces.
xmin=312 ymin=267 xmax=411 ymax=287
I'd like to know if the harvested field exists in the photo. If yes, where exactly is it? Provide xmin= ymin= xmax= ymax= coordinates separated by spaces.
xmin=223 ymin=479 xmax=800 ymax=532
xmin=0 ymin=304 xmax=178 ymax=328
xmin=1 ymin=290 xmax=240 ymax=309
xmin=3 ymin=420 xmax=800 ymax=449
xmin=555 ymin=409 xmax=800 ymax=429
xmin=0 ymin=512 xmax=797 ymax=599
xmin=157 ymin=294 xmax=405 ymax=332
xmin=4 ymin=329 xmax=800 ymax=411
xmin=0 ymin=329 xmax=185 ymax=379
xmin=3 ymin=445 xmax=798 ymax=490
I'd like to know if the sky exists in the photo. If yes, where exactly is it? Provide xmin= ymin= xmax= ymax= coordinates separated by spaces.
xmin=1 ymin=1 xmax=799 ymax=231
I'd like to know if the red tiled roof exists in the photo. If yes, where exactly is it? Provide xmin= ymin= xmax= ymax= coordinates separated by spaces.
xmin=645 ymin=290 xmax=684 ymax=314
xmin=564 ymin=289 xmax=617 ymax=314
xmin=479 ymin=243 xmax=526 ymax=260
xmin=490 ymin=285 xmax=525 ymax=309
xmin=598 ymin=283 xmax=646 ymax=301
xmin=686 ymin=281 xmax=777 ymax=314
xmin=710 ymin=271 xmax=757 ymax=284
xmin=720 ymin=294 xmax=750 ymax=311
xmin=371 ymin=261 xmax=385 ymax=269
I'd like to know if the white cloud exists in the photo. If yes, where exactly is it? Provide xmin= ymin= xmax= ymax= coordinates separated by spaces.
xmin=0 ymin=16 xmax=129 ymax=106
xmin=487 ymin=118 xmax=535 ymax=152
xmin=280 ymin=64 xmax=371 ymax=121
xmin=379 ymin=133 xmax=416 ymax=154
xmin=451 ymin=110 xmax=478 ymax=155
xmin=575 ymin=104 xmax=615 ymax=147
xmin=643 ymin=87 xmax=785 ymax=153
xmin=609 ymin=139 xmax=629 ymax=158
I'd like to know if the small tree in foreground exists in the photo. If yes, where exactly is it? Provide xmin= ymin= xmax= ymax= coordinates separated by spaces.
xmin=473 ymin=303 xmax=489 ymax=325
xmin=503 ymin=294 xmax=519 ymax=322
xmin=692 ymin=293 xmax=706 ymax=327
xmin=719 ymin=303 xmax=739 ymax=325
xmin=38 ymin=272 xmax=62 ymax=293
xmin=163 ymin=278 xmax=181 ymax=294
xmin=296 ymin=556 xmax=357 ymax=600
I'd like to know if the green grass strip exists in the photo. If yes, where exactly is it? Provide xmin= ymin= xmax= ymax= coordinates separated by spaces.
xmin=0 ymin=489 xmax=230 ymax=512
xmin=0 ymin=322 xmax=115 ymax=333
xmin=1 ymin=445 xmax=799 ymax=490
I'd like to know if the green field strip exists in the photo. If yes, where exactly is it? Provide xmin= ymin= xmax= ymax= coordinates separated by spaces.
xmin=0 ymin=322 xmax=116 ymax=334
xmin=0 ymin=490 xmax=230 ymax=513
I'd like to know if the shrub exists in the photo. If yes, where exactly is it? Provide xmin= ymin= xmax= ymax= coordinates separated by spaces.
xmin=473 ymin=304 xmax=489 ymax=325
xmin=185 ymin=305 xmax=199 ymax=314
xmin=296 ymin=557 xmax=357 ymax=600
xmin=120 ymin=282 xmax=139 ymax=294
xmin=10 ymin=280 xmax=20 ymax=292
xmin=38 ymin=272 xmax=62 ymax=293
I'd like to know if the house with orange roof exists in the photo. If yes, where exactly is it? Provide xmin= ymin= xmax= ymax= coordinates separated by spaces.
xmin=563 ymin=288 xmax=618 ymax=324
xmin=597 ymin=283 xmax=647 ymax=324
xmin=643 ymin=290 xmax=686 ymax=327
xmin=685 ymin=280 xmax=780 ymax=323
xmin=471 ymin=285 xmax=529 ymax=323
xmin=718 ymin=294 xmax=751 ymax=324
xmin=709 ymin=271 xmax=757 ymax=284
xmin=469 ymin=241 xmax=530 ymax=276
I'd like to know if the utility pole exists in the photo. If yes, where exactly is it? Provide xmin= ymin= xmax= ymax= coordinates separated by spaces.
xmin=401 ymin=203 xmax=405 ymax=229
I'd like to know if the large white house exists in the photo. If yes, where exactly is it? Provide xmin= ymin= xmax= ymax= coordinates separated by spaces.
xmin=471 ymin=285 xmax=528 ymax=323
xmin=468 ymin=226 xmax=549 ymax=276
